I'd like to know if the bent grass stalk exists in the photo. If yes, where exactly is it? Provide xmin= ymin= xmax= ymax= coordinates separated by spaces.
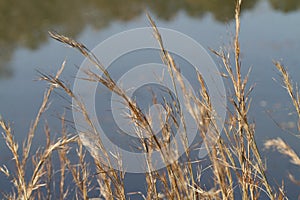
xmin=0 ymin=0 xmax=294 ymax=199
xmin=265 ymin=61 xmax=300 ymax=191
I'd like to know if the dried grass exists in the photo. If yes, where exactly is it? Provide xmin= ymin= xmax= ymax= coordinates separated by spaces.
xmin=264 ymin=61 xmax=300 ymax=191
xmin=0 ymin=0 xmax=296 ymax=199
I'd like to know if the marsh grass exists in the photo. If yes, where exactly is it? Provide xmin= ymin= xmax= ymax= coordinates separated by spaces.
xmin=264 ymin=61 xmax=300 ymax=189
xmin=0 ymin=0 xmax=298 ymax=199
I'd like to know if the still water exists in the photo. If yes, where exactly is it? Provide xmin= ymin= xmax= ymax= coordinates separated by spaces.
xmin=0 ymin=0 xmax=300 ymax=198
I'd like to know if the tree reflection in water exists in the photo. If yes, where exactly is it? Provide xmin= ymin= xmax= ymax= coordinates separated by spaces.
xmin=0 ymin=0 xmax=299 ymax=77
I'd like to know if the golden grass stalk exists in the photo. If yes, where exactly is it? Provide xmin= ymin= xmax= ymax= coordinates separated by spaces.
xmin=209 ymin=0 xmax=278 ymax=199
xmin=0 ymin=113 xmax=78 ymax=199
xmin=0 ymin=61 xmax=78 ymax=199
xmin=0 ymin=0 xmax=294 ymax=199
xmin=264 ymin=61 xmax=300 ymax=191
xmin=274 ymin=61 xmax=300 ymax=130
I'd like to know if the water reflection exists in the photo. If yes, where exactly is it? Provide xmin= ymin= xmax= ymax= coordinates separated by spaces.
xmin=0 ymin=0 xmax=299 ymax=198
xmin=269 ymin=0 xmax=300 ymax=12
xmin=1 ymin=0 xmax=300 ymax=77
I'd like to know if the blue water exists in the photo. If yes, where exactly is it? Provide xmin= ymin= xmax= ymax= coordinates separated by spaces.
xmin=0 ymin=0 xmax=300 ymax=198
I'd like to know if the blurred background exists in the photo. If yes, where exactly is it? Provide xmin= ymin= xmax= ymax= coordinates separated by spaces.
xmin=0 ymin=0 xmax=300 ymax=198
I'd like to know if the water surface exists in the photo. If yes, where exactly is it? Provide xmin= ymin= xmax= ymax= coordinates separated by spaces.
xmin=0 ymin=0 xmax=300 ymax=198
